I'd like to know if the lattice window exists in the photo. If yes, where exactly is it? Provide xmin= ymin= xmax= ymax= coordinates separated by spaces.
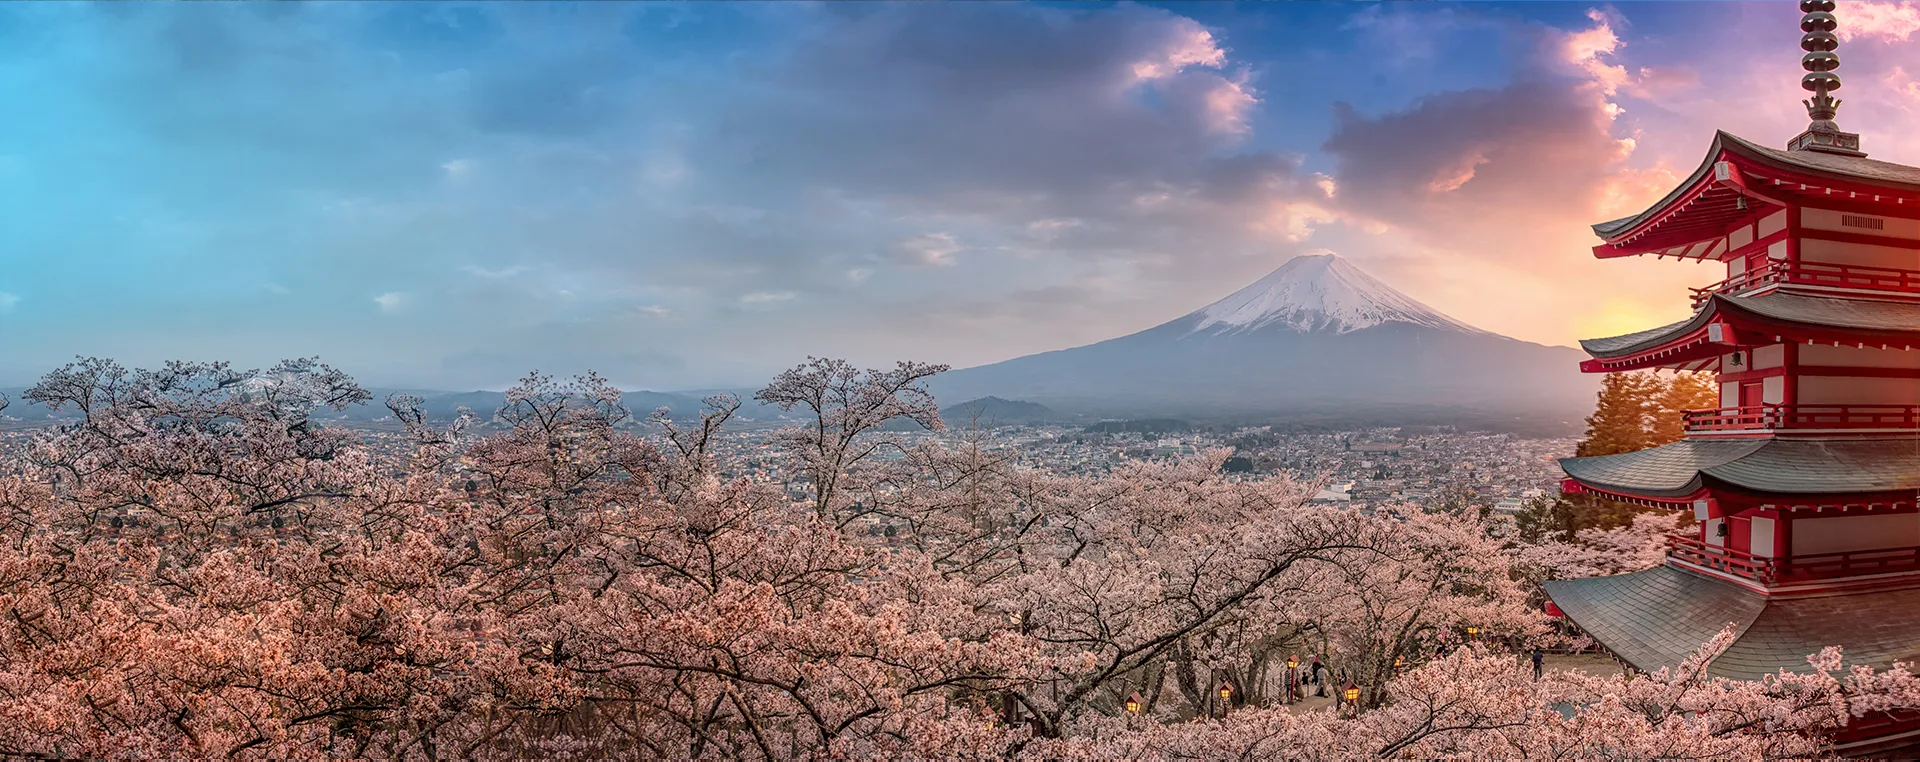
xmin=1840 ymin=214 xmax=1887 ymax=230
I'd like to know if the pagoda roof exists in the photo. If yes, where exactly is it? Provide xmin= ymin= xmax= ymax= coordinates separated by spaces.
xmin=1578 ymin=292 xmax=1920 ymax=364
xmin=1594 ymin=130 xmax=1920 ymax=241
xmin=1543 ymin=565 xmax=1920 ymax=681
xmin=1559 ymin=437 xmax=1920 ymax=499
xmin=1580 ymin=316 xmax=1697 ymax=358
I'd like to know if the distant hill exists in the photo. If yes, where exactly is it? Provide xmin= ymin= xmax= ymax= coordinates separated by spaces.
xmin=941 ymin=396 xmax=1061 ymax=426
xmin=1083 ymin=418 xmax=1193 ymax=435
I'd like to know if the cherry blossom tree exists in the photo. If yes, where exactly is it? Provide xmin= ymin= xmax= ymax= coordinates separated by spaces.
xmin=1516 ymin=510 xmax=1686 ymax=583
xmin=752 ymin=357 xmax=948 ymax=518
xmin=1 ymin=353 xmax=1916 ymax=759
xmin=1024 ymin=632 xmax=1858 ymax=761
xmin=1302 ymin=506 xmax=1542 ymax=709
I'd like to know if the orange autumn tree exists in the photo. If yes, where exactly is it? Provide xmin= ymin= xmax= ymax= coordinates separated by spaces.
xmin=1650 ymin=372 xmax=1719 ymax=445
xmin=1527 ymin=371 xmax=1717 ymax=541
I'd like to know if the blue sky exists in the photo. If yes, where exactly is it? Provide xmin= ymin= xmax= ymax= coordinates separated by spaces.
xmin=3 ymin=1 xmax=1918 ymax=390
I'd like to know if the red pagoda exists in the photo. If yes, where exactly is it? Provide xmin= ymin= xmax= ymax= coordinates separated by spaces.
xmin=1542 ymin=1 xmax=1920 ymax=753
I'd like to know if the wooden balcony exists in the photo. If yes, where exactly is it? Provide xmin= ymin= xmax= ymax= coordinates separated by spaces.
xmin=1667 ymin=534 xmax=1920 ymax=585
xmin=1684 ymin=404 xmax=1920 ymax=434
xmin=1690 ymin=260 xmax=1920 ymax=308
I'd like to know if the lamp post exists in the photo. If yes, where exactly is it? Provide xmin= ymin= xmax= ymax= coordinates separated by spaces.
xmin=1218 ymin=683 xmax=1233 ymax=719
xmin=1125 ymin=691 xmax=1143 ymax=729
xmin=1466 ymin=626 xmax=1480 ymax=640
xmin=1343 ymin=683 xmax=1361 ymax=717
xmin=1285 ymin=654 xmax=1299 ymax=703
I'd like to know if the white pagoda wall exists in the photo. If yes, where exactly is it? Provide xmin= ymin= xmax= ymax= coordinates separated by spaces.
xmin=1800 ymin=344 xmax=1920 ymax=368
xmin=1797 ymin=376 xmax=1920 ymax=405
xmin=1800 ymin=238 xmax=1920 ymax=270
xmin=1791 ymin=513 xmax=1920 ymax=556
xmin=1750 ymin=516 xmax=1777 ymax=558
xmin=1718 ymin=345 xmax=1786 ymax=409
xmin=1802 ymin=208 xmax=1920 ymax=238
xmin=1797 ymin=208 xmax=1920 ymax=275
xmin=1724 ymin=211 xmax=1788 ymax=280
xmin=1792 ymin=345 xmax=1920 ymax=406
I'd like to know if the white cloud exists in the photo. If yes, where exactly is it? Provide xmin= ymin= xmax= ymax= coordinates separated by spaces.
xmin=263 ymin=283 xmax=291 ymax=295
xmin=442 ymin=158 xmax=474 ymax=178
xmin=0 ymin=293 xmax=17 ymax=313
xmin=644 ymin=153 xmax=688 ymax=186
xmin=461 ymin=264 xmax=530 ymax=279
xmin=374 ymin=292 xmax=409 ymax=313
xmin=887 ymin=233 xmax=963 ymax=268
xmin=739 ymin=291 xmax=795 ymax=306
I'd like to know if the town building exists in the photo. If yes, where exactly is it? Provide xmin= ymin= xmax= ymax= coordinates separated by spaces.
xmin=1543 ymin=3 xmax=1920 ymax=753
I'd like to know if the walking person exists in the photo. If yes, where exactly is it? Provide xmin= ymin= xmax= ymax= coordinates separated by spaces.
xmin=1312 ymin=657 xmax=1329 ymax=698
xmin=1531 ymin=647 xmax=1545 ymax=681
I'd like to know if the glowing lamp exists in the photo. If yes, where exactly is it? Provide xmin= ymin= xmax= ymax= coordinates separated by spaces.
xmin=1343 ymin=684 xmax=1360 ymax=702
xmin=1286 ymin=654 xmax=1299 ymax=669
xmin=1125 ymin=692 xmax=1143 ymax=714
xmin=1466 ymin=626 xmax=1480 ymax=636
xmin=1219 ymin=685 xmax=1232 ymax=701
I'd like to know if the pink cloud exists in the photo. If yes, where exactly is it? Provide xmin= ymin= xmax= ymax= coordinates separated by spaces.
xmin=1558 ymin=9 xmax=1631 ymax=96
xmin=1841 ymin=0 xmax=1920 ymax=42
xmin=1426 ymin=152 xmax=1489 ymax=193
xmin=1128 ymin=21 xmax=1228 ymax=81
xmin=1626 ymin=66 xmax=1703 ymax=100
xmin=1202 ymin=73 xmax=1257 ymax=136
xmin=1885 ymin=66 xmax=1920 ymax=107
xmin=1595 ymin=163 xmax=1683 ymax=221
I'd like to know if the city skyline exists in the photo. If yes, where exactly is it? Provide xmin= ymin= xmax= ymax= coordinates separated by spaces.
xmin=5 ymin=1 xmax=1920 ymax=390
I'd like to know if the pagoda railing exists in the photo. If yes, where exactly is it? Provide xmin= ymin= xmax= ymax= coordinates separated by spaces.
xmin=1684 ymin=404 xmax=1920 ymax=433
xmin=1690 ymin=260 xmax=1920 ymax=308
xmin=1667 ymin=534 xmax=1920 ymax=585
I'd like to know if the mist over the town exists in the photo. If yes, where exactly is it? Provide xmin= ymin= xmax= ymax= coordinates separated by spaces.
xmin=2 ymin=1 xmax=1919 ymax=758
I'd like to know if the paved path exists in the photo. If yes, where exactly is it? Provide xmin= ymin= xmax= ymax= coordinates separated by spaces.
xmin=1544 ymin=652 xmax=1630 ymax=678
xmin=1270 ymin=653 xmax=1631 ymax=714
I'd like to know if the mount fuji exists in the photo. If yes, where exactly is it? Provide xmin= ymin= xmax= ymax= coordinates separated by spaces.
xmin=929 ymin=253 xmax=1595 ymax=428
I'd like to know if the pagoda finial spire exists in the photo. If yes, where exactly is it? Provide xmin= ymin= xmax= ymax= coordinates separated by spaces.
xmin=1790 ymin=0 xmax=1866 ymax=156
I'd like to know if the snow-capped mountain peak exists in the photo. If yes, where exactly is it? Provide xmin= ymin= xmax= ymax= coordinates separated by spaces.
xmin=1185 ymin=252 xmax=1485 ymax=335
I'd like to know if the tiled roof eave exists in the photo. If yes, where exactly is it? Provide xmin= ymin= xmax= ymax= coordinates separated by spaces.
xmin=1719 ymin=132 xmax=1920 ymax=194
xmin=1591 ymin=131 xmax=1920 ymax=242
xmin=1580 ymin=293 xmax=1920 ymax=362
xmin=1591 ymin=134 xmax=1729 ymax=240
xmin=1560 ymin=438 xmax=1920 ymax=498
xmin=1561 ymin=471 xmax=1707 ymax=500
xmin=1579 ymin=301 xmax=1721 ymax=360
xmin=1547 ymin=566 xmax=1920 ymax=682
